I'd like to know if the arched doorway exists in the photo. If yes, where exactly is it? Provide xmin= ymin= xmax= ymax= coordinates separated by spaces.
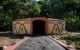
xmin=32 ymin=20 xmax=46 ymax=36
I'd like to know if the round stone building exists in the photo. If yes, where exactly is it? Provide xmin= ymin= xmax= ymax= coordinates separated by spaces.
xmin=12 ymin=18 xmax=65 ymax=36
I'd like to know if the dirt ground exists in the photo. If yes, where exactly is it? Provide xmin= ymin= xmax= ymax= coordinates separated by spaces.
xmin=0 ymin=36 xmax=20 ymax=46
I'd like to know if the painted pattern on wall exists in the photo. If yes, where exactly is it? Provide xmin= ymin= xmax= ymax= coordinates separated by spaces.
xmin=48 ymin=20 xmax=65 ymax=34
xmin=13 ymin=21 xmax=31 ymax=34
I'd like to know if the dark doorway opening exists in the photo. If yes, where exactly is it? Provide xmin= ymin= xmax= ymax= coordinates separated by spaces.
xmin=32 ymin=20 xmax=46 ymax=36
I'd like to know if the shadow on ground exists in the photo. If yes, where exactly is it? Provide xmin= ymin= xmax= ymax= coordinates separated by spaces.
xmin=0 ymin=33 xmax=25 ymax=39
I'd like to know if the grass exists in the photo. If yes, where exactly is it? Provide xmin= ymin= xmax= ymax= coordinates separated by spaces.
xmin=53 ymin=33 xmax=80 ymax=48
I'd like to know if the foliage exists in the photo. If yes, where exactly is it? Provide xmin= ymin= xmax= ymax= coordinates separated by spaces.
xmin=56 ymin=33 xmax=80 ymax=47
xmin=0 ymin=0 xmax=43 ymax=31
xmin=74 ymin=42 xmax=80 ymax=48
xmin=0 ymin=0 xmax=80 ymax=31
xmin=0 ymin=14 xmax=13 ymax=31
xmin=64 ymin=16 xmax=80 ymax=31
xmin=60 ymin=34 xmax=77 ymax=41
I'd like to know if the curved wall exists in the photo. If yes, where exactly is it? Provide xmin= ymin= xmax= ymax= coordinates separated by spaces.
xmin=12 ymin=18 xmax=65 ymax=35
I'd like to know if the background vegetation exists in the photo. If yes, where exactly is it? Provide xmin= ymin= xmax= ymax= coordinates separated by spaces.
xmin=0 ymin=0 xmax=80 ymax=31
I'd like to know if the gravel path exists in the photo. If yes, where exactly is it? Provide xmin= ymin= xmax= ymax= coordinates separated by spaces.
xmin=15 ymin=36 xmax=66 ymax=50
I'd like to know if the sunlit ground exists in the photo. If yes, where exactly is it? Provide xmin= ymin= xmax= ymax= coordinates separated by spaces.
xmin=0 ymin=36 xmax=20 ymax=46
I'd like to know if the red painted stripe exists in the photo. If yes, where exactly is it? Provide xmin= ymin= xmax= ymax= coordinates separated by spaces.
xmin=31 ymin=18 xmax=48 ymax=35
xmin=6 ymin=37 xmax=30 ymax=50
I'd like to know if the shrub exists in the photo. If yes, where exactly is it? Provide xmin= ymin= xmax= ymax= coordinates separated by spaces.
xmin=0 ymin=14 xmax=13 ymax=31
xmin=64 ymin=16 xmax=80 ymax=31
xmin=60 ymin=34 xmax=77 ymax=41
